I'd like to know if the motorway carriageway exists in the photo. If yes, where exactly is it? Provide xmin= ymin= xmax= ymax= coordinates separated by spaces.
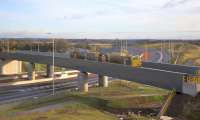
xmin=0 ymin=74 xmax=99 ymax=104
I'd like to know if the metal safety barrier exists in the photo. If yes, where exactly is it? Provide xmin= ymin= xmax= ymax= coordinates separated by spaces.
xmin=157 ymin=89 xmax=176 ymax=119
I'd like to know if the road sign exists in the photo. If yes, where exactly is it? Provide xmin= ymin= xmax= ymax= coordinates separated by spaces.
xmin=183 ymin=75 xmax=200 ymax=84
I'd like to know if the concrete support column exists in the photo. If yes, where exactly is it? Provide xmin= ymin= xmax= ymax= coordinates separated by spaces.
xmin=27 ymin=62 xmax=35 ymax=80
xmin=46 ymin=65 xmax=53 ymax=77
xmin=98 ymin=75 xmax=108 ymax=87
xmin=78 ymin=72 xmax=89 ymax=92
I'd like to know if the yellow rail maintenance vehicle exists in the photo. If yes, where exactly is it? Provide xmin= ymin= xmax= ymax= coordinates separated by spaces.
xmin=131 ymin=55 xmax=142 ymax=67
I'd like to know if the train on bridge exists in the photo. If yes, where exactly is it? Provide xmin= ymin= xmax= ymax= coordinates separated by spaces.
xmin=69 ymin=50 xmax=142 ymax=67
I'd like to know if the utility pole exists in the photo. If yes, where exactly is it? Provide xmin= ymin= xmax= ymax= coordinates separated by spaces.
xmin=125 ymin=40 xmax=128 ymax=52
xmin=120 ymin=39 xmax=122 ymax=56
xmin=31 ymin=42 xmax=33 ymax=51
xmin=37 ymin=42 xmax=40 ymax=52
xmin=171 ymin=40 xmax=174 ymax=58
xmin=37 ymin=41 xmax=40 ymax=73
xmin=7 ymin=39 xmax=9 ymax=52
xmin=0 ymin=40 xmax=3 ymax=51
xmin=168 ymin=40 xmax=171 ymax=64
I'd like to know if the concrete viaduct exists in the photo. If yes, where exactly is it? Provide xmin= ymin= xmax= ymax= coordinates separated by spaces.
xmin=0 ymin=51 xmax=199 ymax=96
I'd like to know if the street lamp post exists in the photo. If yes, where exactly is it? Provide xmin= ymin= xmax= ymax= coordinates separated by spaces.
xmin=168 ymin=40 xmax=171 ymax=64
xmin=52 ymin=38 xmax=55 ymax=96
xmin=161 ymin=40 xmax=163 ymax=63
xmin=37 ymin=41 xmax=40 ymax=73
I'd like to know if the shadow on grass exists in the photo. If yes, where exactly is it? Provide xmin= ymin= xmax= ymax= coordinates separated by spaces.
xmin=12 ymin=94 xmax=69 ymax=111
xmin=67 ymin=94 xmax=108 ymax=110
xmin=67 ymin=94 xmax=161 ymax=116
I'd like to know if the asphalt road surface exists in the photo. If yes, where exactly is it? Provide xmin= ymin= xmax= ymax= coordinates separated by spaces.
xmin=0 ymin=76 xmax=100 ymax=104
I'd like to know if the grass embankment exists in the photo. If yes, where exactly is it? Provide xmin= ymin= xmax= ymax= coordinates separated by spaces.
xmin=180 ymin=94 xmax=200 ymax=120
xmin=168 ymin=94 xmax=200 ymax=120
xmin=179 ymin=44 xmax=200 ymax=66
xmin=0 ymin=80 xmax=168 ymax=120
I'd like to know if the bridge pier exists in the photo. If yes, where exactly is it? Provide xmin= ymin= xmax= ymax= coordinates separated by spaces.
xmin=27 ymin=62 xmax=36 ymax=80
xmin=98 ymin=75 xmax=108 ymax=87
xmin=78 ymin=72 xmax=89 ymax=92
xmin=46 ymin=65 xmax=53 ymax=77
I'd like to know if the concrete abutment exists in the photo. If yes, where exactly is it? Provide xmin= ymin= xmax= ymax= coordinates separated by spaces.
xmin=0 ymin=60 xmax=22 ymax=75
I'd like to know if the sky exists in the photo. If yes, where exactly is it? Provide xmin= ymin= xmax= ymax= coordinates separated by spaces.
xmin=0 ymin=0 xmax=200 ymax=39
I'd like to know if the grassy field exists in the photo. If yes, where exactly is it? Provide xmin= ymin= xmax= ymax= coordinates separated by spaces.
xmin=139 ymin=42 xmax=200 ymax=66
xmin=0 ymin=80 xmax=168 ymax=120
xmin=179 ymin=44 xmax=200 ymax=66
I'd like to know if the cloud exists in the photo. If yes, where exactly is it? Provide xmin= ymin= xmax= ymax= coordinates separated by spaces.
xmin=0 ymin=0 xmax=200 ymax=39
xmin=64 ymin=13 xmax=86 ymax=20
xmin=163 ymin=0 xmax=191 ymax=8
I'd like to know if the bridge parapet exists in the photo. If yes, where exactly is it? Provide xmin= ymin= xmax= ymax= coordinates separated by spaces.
xmin=142 ymin=62 xmax=200 ymax=75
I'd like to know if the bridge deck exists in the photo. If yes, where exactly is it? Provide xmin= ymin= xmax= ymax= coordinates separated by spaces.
xmin=0 ymin=51 xmax=189 ymax=93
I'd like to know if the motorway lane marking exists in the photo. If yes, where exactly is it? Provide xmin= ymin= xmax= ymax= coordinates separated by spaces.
xmin=0 ymin=78 xmax=101 ymax=95
xmin=0 ymin=78 xmax=99 ymax=97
